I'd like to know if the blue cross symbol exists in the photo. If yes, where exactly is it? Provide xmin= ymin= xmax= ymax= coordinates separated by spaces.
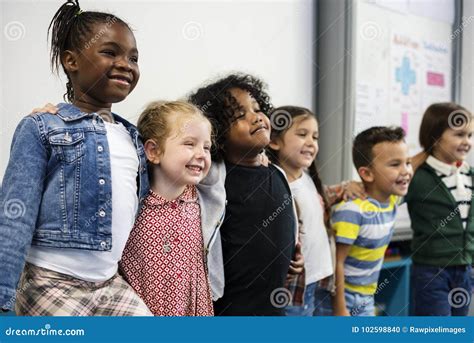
xmin=395 ymin=56 xmax=416 ymax=95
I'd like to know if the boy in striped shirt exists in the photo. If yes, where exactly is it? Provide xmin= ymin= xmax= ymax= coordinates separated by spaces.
xmin=332 ymin=127 xmax=413 ymax=316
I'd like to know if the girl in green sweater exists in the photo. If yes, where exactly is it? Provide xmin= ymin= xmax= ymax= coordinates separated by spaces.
xmin=406 ymin=102 xmax=474 ymax=316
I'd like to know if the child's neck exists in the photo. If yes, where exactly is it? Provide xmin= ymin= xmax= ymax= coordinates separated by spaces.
xmin=431 ymin=151 xmax=458 ymax=166
xmin=365 ymin=184 xmax=391 ymax=204
xmin=278 ymin=162 xmax=303 ymax=183
xmin=226 ymin=151 xmax=262 ymax=167
xmin=151 ymin=170 xmax=187 ymax=201
xmin=73 ymin=99 xmax=114 ymax=123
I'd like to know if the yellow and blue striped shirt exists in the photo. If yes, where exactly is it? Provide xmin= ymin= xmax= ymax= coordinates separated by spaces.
xmin=332 ymin=195 xmax=400 ymax=295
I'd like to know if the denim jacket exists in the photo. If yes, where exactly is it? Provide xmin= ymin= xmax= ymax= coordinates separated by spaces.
xmin=0 ymin=103 xmax=149 ymax=309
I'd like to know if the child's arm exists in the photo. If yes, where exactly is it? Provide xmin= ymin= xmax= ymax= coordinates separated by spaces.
xmin=330 ymin=200 xmax=362 ymax=316
xmin=411 ymin=151 xmax=428 ymax=173
xmin=325 ymin=181 xmax=366 ymax=206
xmin=0 ymin=117 xmax=48 ymax=310
xmin=333 ymin=243 xmax=351 ymax=316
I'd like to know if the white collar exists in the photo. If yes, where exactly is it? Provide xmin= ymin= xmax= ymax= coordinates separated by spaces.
xmin=426 ymin=155 xmax=471 ymax=198
xmin=426 ymin=155 xmax=470 ymax=176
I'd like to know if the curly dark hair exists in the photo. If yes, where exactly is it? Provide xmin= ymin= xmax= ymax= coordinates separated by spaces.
xmin=188 ymin=73 xmax=273 ymax=162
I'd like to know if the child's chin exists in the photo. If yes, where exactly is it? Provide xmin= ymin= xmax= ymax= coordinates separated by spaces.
xmin=392 ymin=187 xmax=409 ymax=196
xmin=251 ymin=143 xmax=270 ymax=154
xmin=107 ymin=92 xmax=130 ymax=104
xmin=187 ymin=176 xmax=204 ymax=185
xmin=256 ymin=136 xmax=270 ymax=147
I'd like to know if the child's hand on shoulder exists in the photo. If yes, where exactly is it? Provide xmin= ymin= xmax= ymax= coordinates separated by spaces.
xmin=29 ymin=103 xmax=58 ymax=115
xmin=342 ymin=181 xmax=366 ymax=201
xmin=258 ymin=151 xmax=270 ymax=167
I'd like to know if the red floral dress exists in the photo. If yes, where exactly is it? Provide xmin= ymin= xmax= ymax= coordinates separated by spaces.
xmin=120 ymin=185 xmax=213 ymax=316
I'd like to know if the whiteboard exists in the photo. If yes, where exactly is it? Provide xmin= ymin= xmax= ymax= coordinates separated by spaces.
xmin=352 ymin=0 xmax=456 ymax=238
xmin=354 ymin=0 xmax=454 ymax=149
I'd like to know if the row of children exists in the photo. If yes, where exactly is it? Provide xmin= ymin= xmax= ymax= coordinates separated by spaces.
xmin=0 ymin=0 xmax=472 ymax=316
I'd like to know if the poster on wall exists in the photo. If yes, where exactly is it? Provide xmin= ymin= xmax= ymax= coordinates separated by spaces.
xmin=390 ymin=31 xmax=451 ymax=153
xmin=421 ymin=39 xmax=452 ymax=111
xmin=390 ymin=32 xmax=422 ymax=152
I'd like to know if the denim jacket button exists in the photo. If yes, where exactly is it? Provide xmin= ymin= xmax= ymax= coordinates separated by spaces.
xmin=99 ymin=179 xmax=105 ymax=185
xmin=100 ymin=241 xmax=107 ymax=248
xmin=99 ymin=210 xmax=106 ymax=217
xmin=97 ymin=145 xmax=103 ymax=152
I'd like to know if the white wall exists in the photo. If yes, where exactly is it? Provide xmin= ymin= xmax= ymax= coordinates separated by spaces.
xmin=0 ymin=0 xmax=315 ymax=179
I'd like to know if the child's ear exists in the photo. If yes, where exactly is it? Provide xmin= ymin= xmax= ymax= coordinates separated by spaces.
xmin=61 ymin=50 xmax=79 ymax=73
xmin=268 ymin=140 xmax=281 ymax=151
xmin=144 ymin=139 xmax=161 ymax=164
xmin=358 ymin=166 xmax=374 ymax=183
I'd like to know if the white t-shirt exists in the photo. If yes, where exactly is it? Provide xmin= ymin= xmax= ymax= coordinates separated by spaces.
xmin=27 ymin=121 xmax=139 ymax=282
xmin=290 ymin=172 xmax=333 ymax=285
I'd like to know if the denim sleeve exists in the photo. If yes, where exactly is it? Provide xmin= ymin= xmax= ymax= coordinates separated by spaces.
xmin=0 ymin=116 xmax=48 ymax=310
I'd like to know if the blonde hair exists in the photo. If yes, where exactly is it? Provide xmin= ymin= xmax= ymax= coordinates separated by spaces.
xmin=137 ymin=100 xmax=212 ymax=153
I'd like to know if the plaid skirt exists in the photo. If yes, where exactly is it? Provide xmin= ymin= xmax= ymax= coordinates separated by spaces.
xmin=15 ymin=263 xmax=153 ymax=316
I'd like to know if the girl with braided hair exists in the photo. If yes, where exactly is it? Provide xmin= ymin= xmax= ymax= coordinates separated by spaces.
xmin=0 ymin=0 xmax=151 ymax=315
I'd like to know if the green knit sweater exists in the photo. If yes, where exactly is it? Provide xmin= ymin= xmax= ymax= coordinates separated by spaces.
xmin=405 ymin=162 xmax=474 ymax=266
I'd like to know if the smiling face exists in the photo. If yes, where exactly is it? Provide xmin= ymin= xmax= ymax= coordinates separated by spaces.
xmin=223 ymin=88 xmax=271 ymax=162
xmin=432 ymin=125 xmax=474 ymax=165
xmin=63 ymin=22 xmax=140 ymax=111
xmin=360 ymin=140 xmax=413 ymax=201
xmin=269 ymin=115 xmax=318 ymax=181
xmin=156 ymin=117 xmax=212 ymax=189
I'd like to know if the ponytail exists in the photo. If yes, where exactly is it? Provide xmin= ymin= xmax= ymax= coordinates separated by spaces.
xmin=48 ymin=0 xmax=129 ymax=102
